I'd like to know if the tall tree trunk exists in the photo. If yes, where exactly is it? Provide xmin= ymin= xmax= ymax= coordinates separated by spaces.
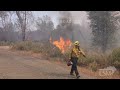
xmin=23 ymin=11 xmax=26 ymax=41
xmin=16 ymin=11 xmax=26 ymax=41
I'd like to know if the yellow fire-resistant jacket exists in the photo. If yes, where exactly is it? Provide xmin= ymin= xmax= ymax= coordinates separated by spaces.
xmin=70 ymin=46 xmax=85 ymax=59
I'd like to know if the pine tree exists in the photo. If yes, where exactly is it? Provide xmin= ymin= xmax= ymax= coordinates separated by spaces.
xmin=88 ymin=11 xmax=117 ymax=53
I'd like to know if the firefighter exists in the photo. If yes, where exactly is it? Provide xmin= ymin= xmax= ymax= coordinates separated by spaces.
xmin=69 ymin=41 xmax=86 ymax=79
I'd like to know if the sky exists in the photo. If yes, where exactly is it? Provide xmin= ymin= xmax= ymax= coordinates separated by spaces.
xmin=8 ymin=11 xmax=89 ymax=30
xmin=32 ymin=11 xmax=89 ymax=28
xmin=33 ymin=11 xmax=60 ymax=27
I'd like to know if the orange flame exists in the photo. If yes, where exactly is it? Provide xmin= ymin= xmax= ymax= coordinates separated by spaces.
xmin=50 ymin=37 xmax=72 ymax=53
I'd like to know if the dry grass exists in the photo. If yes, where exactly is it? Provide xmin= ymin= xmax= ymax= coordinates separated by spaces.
xmin=11 ymin=41 xmax=63 ymax=58
xmin=11 ymin=41 xmax=120 ymax=74
xmin=0 ymin=41 xmax=13 ymax=46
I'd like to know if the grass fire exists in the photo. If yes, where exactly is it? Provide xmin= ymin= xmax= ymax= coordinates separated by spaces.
xmin=0 ymin=11 xmax=120 ymax=79
xmin=50 ymin=37 xmax=72 ymax=53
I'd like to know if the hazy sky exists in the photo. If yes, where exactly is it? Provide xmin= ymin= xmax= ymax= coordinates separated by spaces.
xmin=33 ymin=11 xmax=88 ymax=28
xmin=33 ymin=11 xmax=60 ymax=27
xmin=9 ymin=11 xmax=89 ymax=30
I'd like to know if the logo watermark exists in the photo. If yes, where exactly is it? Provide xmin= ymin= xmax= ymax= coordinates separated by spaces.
xmin=58 ymin=19 xmax=72 ymax=24
xmin=99 ymin=66 xmax=117 ymax=76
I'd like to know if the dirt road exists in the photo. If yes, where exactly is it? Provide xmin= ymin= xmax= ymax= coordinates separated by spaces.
xmin=0 ymin=46 xmax=96 ymax=79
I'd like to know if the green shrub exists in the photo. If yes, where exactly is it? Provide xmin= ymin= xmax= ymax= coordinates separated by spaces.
xmin=109 ymin=48 xmax=120 ymax=70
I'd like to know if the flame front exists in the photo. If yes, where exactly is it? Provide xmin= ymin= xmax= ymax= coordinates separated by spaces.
xmin=50 ymin=37 xmax=72 ymax=53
